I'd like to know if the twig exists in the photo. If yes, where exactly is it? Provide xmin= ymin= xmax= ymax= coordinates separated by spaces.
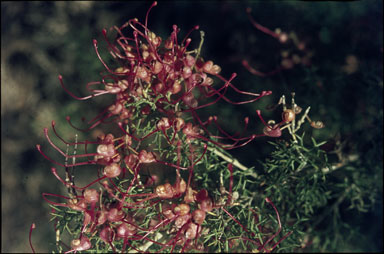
xmin=129 ymin=232 xmax=163 ymax=253
xmin=207 ymin=146 xmax=250 ymax=172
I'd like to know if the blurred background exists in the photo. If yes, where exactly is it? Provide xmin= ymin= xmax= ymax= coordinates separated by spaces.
xmin=1 ymin=1 xmax=382 ymax=252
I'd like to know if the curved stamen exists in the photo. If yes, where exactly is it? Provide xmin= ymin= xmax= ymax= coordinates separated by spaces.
xmin=29 ymin=223 xmax=36 ymax=254
xmin=93 ymin=39 xmax=117 ymax=74
xmin=145 ymin=1 xmax=158 ymax=30
xmin=246 ymin=8 xmax=280 ymax=39
xmin=51 ymin=121 xmax=100 ymax=146
xmin=44 ymin=128 xmax=98 ymax=159
xmin=181 ymin=25 xmax=199 ymax=46
xmin=58 ymin=75 xmax=109 ymax=101
xmin=36 ymin=144 xmax=97 ymax=168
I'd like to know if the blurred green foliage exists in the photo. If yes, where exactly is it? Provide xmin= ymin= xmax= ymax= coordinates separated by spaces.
xmin=1 ymin=0 xmax=382 ymax=252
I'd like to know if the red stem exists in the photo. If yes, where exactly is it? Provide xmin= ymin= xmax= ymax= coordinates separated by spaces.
xmin=29 ymin=223 xmax=36 ymax=254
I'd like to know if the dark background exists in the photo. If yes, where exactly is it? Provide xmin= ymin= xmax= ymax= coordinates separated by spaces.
xmin=1 ymin=1 xmax=382 ymax=252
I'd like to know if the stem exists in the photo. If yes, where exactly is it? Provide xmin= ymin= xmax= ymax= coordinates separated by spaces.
xmin=207 ymin=146 xmax=250 ymax=172
xmin=130 ymin=232 xmax=164 ymax=253
xmin=29 ymin=223 xmax=36 ymax=253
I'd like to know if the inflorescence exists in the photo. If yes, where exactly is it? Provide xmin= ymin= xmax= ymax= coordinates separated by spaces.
xmin=31 ymin=2 xmax=325 ymax=253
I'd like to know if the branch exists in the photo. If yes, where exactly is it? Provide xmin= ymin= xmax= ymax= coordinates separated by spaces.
xmin=207 ymin=146 xmax=251 ymax=172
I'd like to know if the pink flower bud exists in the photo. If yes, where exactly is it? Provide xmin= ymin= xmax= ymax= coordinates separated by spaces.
xmin=108 ymin=102 xmax=123 ymax=115
xmin=192 ymin=209 xmax=206 ymax=225
xmin=162 ymin=205 xmax=176 ymax=219
xmin=155 ymin=183 xmax=175 ymax=199
xmin=203 ymin=60 xmax=213 ymax=73
xmin=84 ymin=189 xmax=99 ymax=204
xmin=138 ymin=150 xmax=156 ymax=163
xmin=174 ymin=178 xmax=187 ymax=194
xmin=71 ymin=235 xmax=91 ymax=251
xmin=117 ymin=222 xmax=136 ymax=238
xmin=100 ymin=226 xmax=114 ymax=244
xmin=175 ymin=214 xmax=191 ymax=229
xmin=199 ymin=197 xmax=213 ymax=212
xmin=96 ymin=210 xmax=107 ymax=225
xmin=174 ymin=203 xmax=190 ymax=216
xmin=182 ymin=66 xmax=192 ymax=79
xmin=157 ymin=117 xmax=171 ymax=130
xmin=152 ymin=61 xmax=163 ymax=74
xmin=117 ymin=80 xmax=129 ymax=91
xmin=263 ymin=125 xmax=282 ymax=137
xmin=174 ymin=117 xmax=185 ymax=132
xmin=185 ymin=223 xmax=199 ymax=239
xmin=184 ymin=187 xmax=195 ymax=203
xmin=170 ymin=80 xmax=182 ymax=94
xmin=97 ymin=144 xmax=116 ymax=157
xmin=107 ymin=208 xmax=125 ymax=222
xmin=68 ymin=199 xmax=87 ymax=212
xmin=104 ymin=163 xmax=121 ymax=178
xmin=202 ymin=77 xmax=214 ymax=86
xmin=154 ymin=82 xmax=165 ymax=92
xmin=184 ymin=55 xmax=195 ymax=67
xmin=183 ymin=92 xmax=198 ymax=108
xmin=124 ymin=154 xmax=139 ymax=170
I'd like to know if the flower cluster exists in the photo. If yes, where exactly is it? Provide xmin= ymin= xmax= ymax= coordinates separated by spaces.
xmin=242 ymin=7 xmax=315 ymax=77
xmin=33 ymin=2 xmax=298 ymax=253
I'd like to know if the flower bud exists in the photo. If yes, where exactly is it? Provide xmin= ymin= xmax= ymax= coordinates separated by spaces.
xmin=97 ymin=144 xmax=116 ymax=157
xmin=174 ymin=117 xmax=185 ymax=132
xmin=157 ymin=117 xmax=171 ymax=130
xmin=164 ymin=38 xmax=174 ymax=49
xmin=96 ymin=210 xmax=107 ymax=225
xmin=192 ymin=209 xmax=206 ymax=225
xmin=183 ymin=92 xmax=198 ymax=108
xmin=162 ymin=205 xmax=176 ymax=219
xmin=170 ymin=80 xmax=182 ymax=94
xmin=152 ymin=61 xmax=163 ymax=74
xmin=138 ymin=150 xmax=156 ymax=163
xmin=117 ymin=222 xmax=136 ymax=238
xmin=282 ymin=109 xmax=295 ymax=122
xmin=182 ymin=66 xmax=192 ymax=79
xmin=311 ymin=121 xmax=324 ymax=129
xmin=202 ymin=77 xmax=214 ymax=86
xmin=124 ymin=154 xmax=139 ymax=170
xmin=71 ymin=236 xmax=91 ymax=251
xmin=104 ymin=163 xmax=121 ymax=178
xmin=108 ymin=102 xmax=123 ymax=115
xmin=203 ymin=60 xmax=213 ymax=73
xmin=107 ymin=208 xmax=125 ymax=222
xmin=174 ymin=203 xmax=190 ymax=216
xmin=154 ymin=82 xmax=165 ymax=92
xmin=184 ymin=55 xmax=195 ymax=67
xmin=117 ymin=80 xmax=129 ymax=91
xmin=68 ymin=199 xmax=87 ymax=212
xmin=184 ymin=187 xmax=195 ymax=203
xmin=100 ymin=226 xmax=114 ymax=244
xmin=174 ymin=178 xmax=187 ymax=194
xmin=175 ymin=214 xmax=191 ymax=229
xmin=84 ymin=189 xmax=99 ymax=204
xmin=155 ymin=183 xmax=174 ymax=199
xmin=199 ymin=197 xmax=213 ymax=212
xmin=263 ymin=125 xmax=282 ymax=137
xmin=185 ymin=223 xmax=199 ymax=239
